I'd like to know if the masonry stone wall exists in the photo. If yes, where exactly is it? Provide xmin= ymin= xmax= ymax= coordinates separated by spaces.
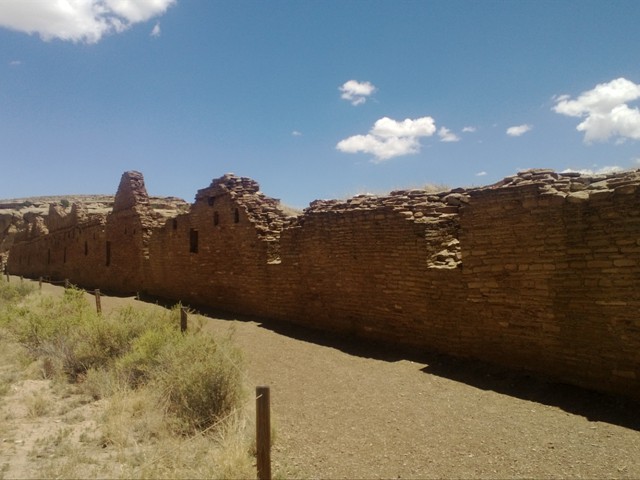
xmin=6 ymin=169 xmax=640 ymax=399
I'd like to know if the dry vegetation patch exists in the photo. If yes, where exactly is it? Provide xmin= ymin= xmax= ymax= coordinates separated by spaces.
xmin=0 ymin=280 xmax=254 ymax=479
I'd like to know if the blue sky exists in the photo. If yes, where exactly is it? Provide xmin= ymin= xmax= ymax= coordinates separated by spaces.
xmin=1 ymin=0 xmax=640 ymax=208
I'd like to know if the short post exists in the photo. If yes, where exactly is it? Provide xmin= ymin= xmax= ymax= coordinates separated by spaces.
xmin=256 ymin=386 xmax=271 ymax=480
xmin=38 ymin=277 xmax=42 ymax=290
xmin=20 ymin=276 xmax=23 ymax=284
xmin=5 ymin=272 xmax=9 ymax=283
xmin=180 ymin=306 xmax=188 ymax=333
xmin=64 ymin=279 xmax=70 ymax=289
xmin=95 ymin=289 xmax=102 ymax=315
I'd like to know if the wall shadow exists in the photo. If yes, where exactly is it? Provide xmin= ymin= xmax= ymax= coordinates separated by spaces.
xmin=138 ymin=295 xmax=640 ymax=432
xmin=251 ymin=315 xmax=640 ymax=432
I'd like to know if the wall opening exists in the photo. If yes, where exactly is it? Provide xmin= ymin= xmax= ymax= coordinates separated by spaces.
xmin=106 ymin=241 xmax=111 ymax=267
xmin=172 ymin=219 xmax=178 ymax=230
xmin=213 ymin=212 xmax=219 ymax=226
xmin=234 ymin=208 xmax=240 ymax=223
xmin=208 ymin=196 xmax=215 ymax=206
xmin=189 ymin=228 xmax=199 ymax=253
xmin=84 ymin=241 xmax=88 ymax=256
xmin=63 ymin=247 xmax=67 ymax=264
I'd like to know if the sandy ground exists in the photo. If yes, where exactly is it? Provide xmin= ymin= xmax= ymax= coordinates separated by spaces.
xmin=2 ymin=277 xmax=640 ymax=479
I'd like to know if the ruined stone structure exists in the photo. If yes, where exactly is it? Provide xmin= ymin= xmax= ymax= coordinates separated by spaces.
xmin=7 ymin=169 xmax=640 ymax=399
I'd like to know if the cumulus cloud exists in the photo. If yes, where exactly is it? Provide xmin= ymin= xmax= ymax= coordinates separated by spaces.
xmin=339 ymin=80 xmax=376 ymax=106
xmin=437 ymin=127 xmax=460 ymax=143
xmin=553 ymin=77 xmax=640 ymax=143
xmin=561 ymin=165 xmax=623 ymax=176
xmin=462 ymin=126 xmax=477 ymax=133
xmin=506 ymin=124 xmax=532 ymax=137
xmin=291 ymin=130 xmax=302 ymax=136
xmin=9 ymin=59 xmax=21 ymax=66
xmin=337 ymin=116 xmax=436 ymax=162
xmin=0 ymin=0 xmax=176 ymax=43
xmin=476 ymin=171 xmax=487 ymax=176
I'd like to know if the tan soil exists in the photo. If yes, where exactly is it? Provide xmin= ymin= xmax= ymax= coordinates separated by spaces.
xmin=2 ymin=278 xmax=640 ymax=479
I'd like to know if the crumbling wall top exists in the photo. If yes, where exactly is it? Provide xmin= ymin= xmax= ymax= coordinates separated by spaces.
xmin=112 ymin=171 xmax=150 ymax=213
xmin=196 ymin=173 xmax=297 ymax=239
xmin=473 ymin=168 xmax=640 ymax=199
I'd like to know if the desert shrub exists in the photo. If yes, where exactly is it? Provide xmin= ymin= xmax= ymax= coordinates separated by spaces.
xmin=0 ymin=280 xmax=35 ymax=304
xmin=2 ymin=288 xmax=180 ymax=381
xmin=0 ymin=285 xmax=252 ymax=478
xmin=152 ymin=332 xmax=246 ymax=434
xmin=115 ymin=325 xmax=180 ymax=388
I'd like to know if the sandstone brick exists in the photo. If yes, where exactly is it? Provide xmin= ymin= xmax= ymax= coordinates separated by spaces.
xmin=7 ymin=168 xmax=640 ymax=401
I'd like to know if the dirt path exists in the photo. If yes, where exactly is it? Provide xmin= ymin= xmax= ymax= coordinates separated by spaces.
xmin=9 ymin=278 xmax=640 ymax=478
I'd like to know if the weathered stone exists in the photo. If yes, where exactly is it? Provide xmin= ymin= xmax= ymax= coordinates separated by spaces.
xmin=6 ymin=167 xmax=640 ymax=401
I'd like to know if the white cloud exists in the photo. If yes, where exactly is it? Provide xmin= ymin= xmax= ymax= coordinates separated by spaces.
xmin=462 ymin=126 xmax=477 ymax=133
xmin=0 ymin=0 xmax=176 ymax=43
xmin=561 ymin=165 xmax=623 ymax=176
xmin=506 ymin=124 xmax=532 ymax=137
xmin=291 ymin=130 xmax=302 ymax=136
xmin=553 ymin=77 xmax=640 ymax=143
xmin=371 ymin=117 xmax=436 ymax=138
xmin=9 ymin=59 xmax=21 ymax=66
xmin=150 ymin=22 xmax=161 ymax=37
xmin=339 ymin=80 xmax=376 ymax=106
xmin=337 ymin=116 xmax=436 ymax=162
xmin=476 ymin=171 xmax=487 ymax=176
xmin=437 ymin=127 xmax=460 ymax=143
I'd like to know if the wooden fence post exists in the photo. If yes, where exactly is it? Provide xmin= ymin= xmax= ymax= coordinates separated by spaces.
xmin=39 ymin=277 xmax=42 ymax=290
xmin=256 ymin=386 xmax=271 ymax=480
xmin=180 ymin=306 xmax=188 ymax=333
xmin=20 ymin=276 xmax=23 ymax=283
xmin=95 ymin=289 xmax=102 ymax=315
xmin=5 ymin=272 xmax=9 ymax=283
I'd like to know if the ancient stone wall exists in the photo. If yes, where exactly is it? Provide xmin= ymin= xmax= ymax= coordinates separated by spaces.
xmin=6 ymin=169 xmax=640 ymax=399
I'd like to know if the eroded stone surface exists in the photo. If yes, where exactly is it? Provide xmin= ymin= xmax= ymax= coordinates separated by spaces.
xmin=6 ymin=168 xmax=640 ymax=400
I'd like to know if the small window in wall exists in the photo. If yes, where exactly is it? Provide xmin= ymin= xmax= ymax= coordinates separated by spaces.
xmin=106 ymin=241 xmax=111 ymax=266
xmin=213 ymin=212 xmax=219 ymax=226
xmin=208 ymin=196 xmax=215 ymax=206
xmin=172 ymin=219 xmax=178 ymax=230
xmin=189 ymin=229 xmax=199 ymax=253
xmin=84 ymin=241 xmax=88 ymax=256
xmin=234 ymin=208 xmax=240 ymax=224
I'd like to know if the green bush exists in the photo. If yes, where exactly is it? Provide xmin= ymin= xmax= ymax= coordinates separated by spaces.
xmin=2 ymin=285 xmax=246 ymax=437
xmin=152 ymin=332 xmax=246 ymax=434
xmin=115 ymin=325 xmax=180 ymax=387
xmin=0 ymin=280 xmax=35 ymax=304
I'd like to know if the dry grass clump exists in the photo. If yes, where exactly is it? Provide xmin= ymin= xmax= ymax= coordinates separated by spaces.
xmin=0 ymin=280 xmax=253 ymax=479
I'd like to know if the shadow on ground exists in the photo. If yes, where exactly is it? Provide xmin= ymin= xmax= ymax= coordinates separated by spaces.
xmin=134 ymin=293 xmax=640 ymax=432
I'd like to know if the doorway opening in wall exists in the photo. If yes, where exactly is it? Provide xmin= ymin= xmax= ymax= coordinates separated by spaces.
xmin=106 ymin=241 xmax=111 ymax=267
xmin=189 ymin=228 xmax=199 ymax=253
xmin=234 ymin=208 xmax=240 ymax=223
xmin=213 ymin=212 xmax=219 ymax=226
xmin=84 ymin=241 xmax=88 ymax=256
